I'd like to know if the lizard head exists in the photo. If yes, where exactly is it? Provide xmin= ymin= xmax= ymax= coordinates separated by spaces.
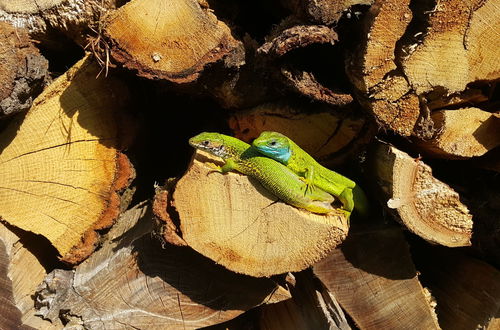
xmin=252 ymin=131 xmax=292 ymax=163
xmin=189 ymin=132 xmax=237 ymax=159
xmin=189 ymin=132 xmax=230 ymax=158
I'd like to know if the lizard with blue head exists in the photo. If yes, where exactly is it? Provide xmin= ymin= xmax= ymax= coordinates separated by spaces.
xmin=252 ymin=131 xmax=370 ymax=216
xmin=189 ymin=132 xmax=338 ymax=214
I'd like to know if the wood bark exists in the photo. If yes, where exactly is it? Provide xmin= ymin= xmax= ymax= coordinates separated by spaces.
xmin=0 ymin=22 xmax=49 ymax=117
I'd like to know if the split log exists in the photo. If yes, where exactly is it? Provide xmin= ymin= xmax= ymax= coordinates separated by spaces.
xmin=157 ymin=151 xmax=349 ymax=277
xmin=229 ymin=101 xmax=374 ymax=166
xmin=402 ymin=0 xmax=500 ymax=95
xmin=0 ymin=55 xmax=135 ymax=264
xmin=259 ymin=271 xmax=350 ymax=330
xmin=0 ymin=22 xmax=49 ymax=117
xmin=102 ymin=0 xmax=244 ymax=83
xmin=368 ymin=142 xmax=473 ymax=247
xmin=313 ymin=226 xmax=440 ymax=329
xmin=347 ymin=0 xmax=419 ymax=136
xmin=348 ymin=0 xmax=499 ymax=137
xmin=413 ymin=246 xmax=500 ymax=329
xmin=35 ymin=203 xmax=290 ymax=329
xmin=0 ymin=223 xmax=62 ymax=329
xmin=0 ymin=0 xmax=119 ymax=47
xmin=416 ymin=107 xmax=500 ymax=159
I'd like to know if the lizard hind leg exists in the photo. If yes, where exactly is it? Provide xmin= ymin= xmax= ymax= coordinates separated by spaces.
xmin=338 ymin=188 xmax=355 ymax=213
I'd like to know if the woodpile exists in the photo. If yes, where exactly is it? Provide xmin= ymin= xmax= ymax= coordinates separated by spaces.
xmin=0 ymin=0 xmax=498 ymax=329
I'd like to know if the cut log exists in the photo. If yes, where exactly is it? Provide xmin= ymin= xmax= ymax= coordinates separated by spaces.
xmin=416 ymin=107 xmax=500 ymax=159
xmin=402 ymin=0 xmax=500 ymax=94
xmin=0 ymin=55 xmax=135 ymax=264
xmin=0 ymin=223 xmax=62 ymax=329
xmin=35 ymin=203 xmax=291 ymax=329
xmin=313 ymin=226 xmax=440 ymax=330
xmin=368 ymin=142 xmax=473 ymax=247
xmin=258 ymin=25 xmax=353 ymax=107
xmin=102 ymin=0 xmax=243 ymax=83
xmin=166 ymin=151 xmax=349 ymax=277
xmin=229 ymin=101 xmax=374 ymax=166
xmin=347 ymin=0 xmax=419 ymax=136
xmin=414 ymin=246 xmax=500 ymax=329
xmin=281 ymin=0 xmax=373 ymax=25
xmin=259 ymin=271 xmax=351 ymax=330
xmin=0 ymin=22 xmax=49 ymax=117
xmin=0 ymin=0 xmax=119 ymax=47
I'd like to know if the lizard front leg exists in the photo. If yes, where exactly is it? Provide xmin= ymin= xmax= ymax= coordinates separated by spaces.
xmin=299 ymin=166 xmax=316 ymax=196
xmin=206 ymin=158 xmax=237 ymax=174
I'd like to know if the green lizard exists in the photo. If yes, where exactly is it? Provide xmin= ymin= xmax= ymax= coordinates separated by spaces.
xmin=189 ymin=132 xmax=338 ymax=214
xmin=252 ymin=131 xmax=369 ymax=216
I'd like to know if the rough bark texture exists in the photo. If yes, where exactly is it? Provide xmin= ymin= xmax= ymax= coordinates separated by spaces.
xmin=0 ymin=22 xmax=49 ymax=117
xmin=0 ymin=0 xmax=119 ymax=46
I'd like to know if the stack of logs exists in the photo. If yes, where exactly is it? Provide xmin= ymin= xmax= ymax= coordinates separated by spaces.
xmin=0 ymin=0 xmax=499 ymax=328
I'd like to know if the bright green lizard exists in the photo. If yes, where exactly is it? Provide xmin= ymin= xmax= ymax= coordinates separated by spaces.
xmin=189 ymin=132 xmax=338 ymax=214
xmin=252 ymin=131 xmax=369 ymax=216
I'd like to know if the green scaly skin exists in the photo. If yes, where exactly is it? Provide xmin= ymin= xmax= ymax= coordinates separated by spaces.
xmin=252 ymin=131 xmax=370 ymax=216
xmin=189 ymin=132 xmax=338 ymax=214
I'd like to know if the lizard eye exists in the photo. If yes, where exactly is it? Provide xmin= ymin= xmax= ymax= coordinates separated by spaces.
xmin=269 ymin=141 xmax=277 ymax=146
xmin=202 ymin=140 xmax=209 ymax=146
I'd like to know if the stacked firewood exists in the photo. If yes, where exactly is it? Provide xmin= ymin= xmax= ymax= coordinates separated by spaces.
xmin=0 ymin=0 xmax=498 ymax=328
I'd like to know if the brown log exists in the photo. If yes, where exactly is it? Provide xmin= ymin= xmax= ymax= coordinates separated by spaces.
xmin=0 ymin=55 xmax=135 ymax=264
xmin=0 ymin=0 xmax=119 ymax=47
xmin=413 ymin=246 xmax=500 ymax=329
xmin=35 ymin=203 xmax=290 ymax=329
xmin=416 ymin=107 xmax=500 ymax=159
xmin=163 ymin=151 xmax=349 ymax=277
xmin=229 ymin=101 xmax=374 ymax=166
xmin=0 ymin=223 xmax=62 ymax=329
xmin=368 ymin=142 xmax=473 ymax=247
xmin=258 ymin=25 xmax=353 ymax=107
xmin=259 ymin=271 xmax=351 ymax=330
xmin=102 ymin=0 xmax=244 ymax=83
xmin=313 ymin=226 xmax=440 ymax=329
xmin=402 ymin=0 xmax=500 ymax=95
xmin=281 ymin=0 xmax=373 ymax=25
xmin=0 ymin=22 xmax=49 ymax=117
xmin=347 ymin=0 xmax=419 ymax=136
